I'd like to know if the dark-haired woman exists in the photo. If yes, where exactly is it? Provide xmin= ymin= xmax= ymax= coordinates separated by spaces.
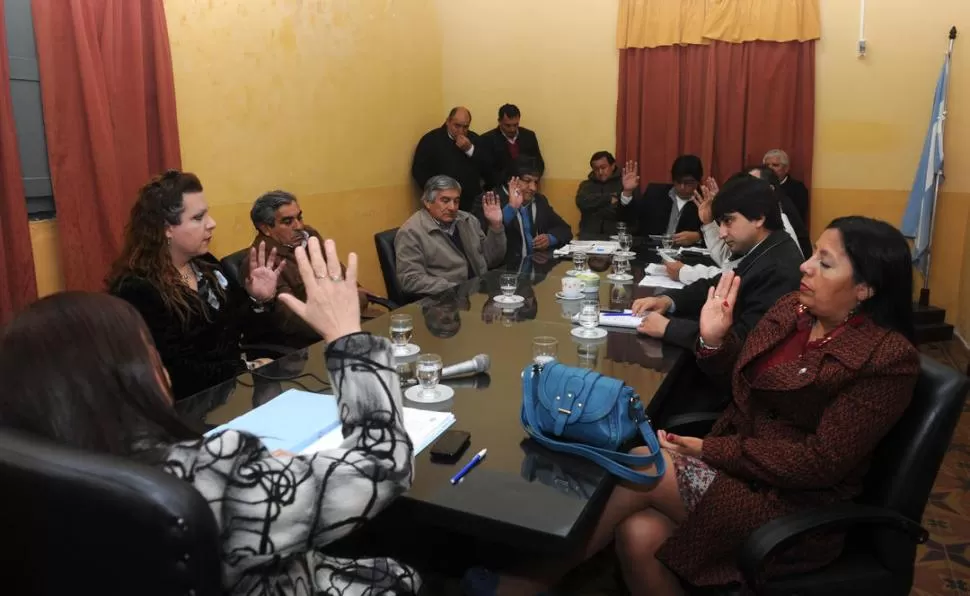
xmin=1 ymin=238 xmax=420 ymax=595
xmin=107 ymin=170 xmax=284 ymax=400
xmin=465 ymin=216 xmax=919 ymax=595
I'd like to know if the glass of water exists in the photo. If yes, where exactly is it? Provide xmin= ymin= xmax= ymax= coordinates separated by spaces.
xmin=618 ymin=232 xmax=633 ymax=254
xmin=572 ymin=251 xmax=589 ymax=273
xmin=533 ymin=336 xmax=558 ymax=365
xmin=415 ymin=353 xmax=443 ymax=400
xmin=500 ymin=273 xmax=518 ymax=299
xmin=578 ymin=299 xmax=601 ymax=338
xmin=389 ymin=314 xmax=413 ymax=351
xmin=661 ymin=235 xmax=674 ymax=251
xmin=612 ymin=254 xmax=631 ymax=278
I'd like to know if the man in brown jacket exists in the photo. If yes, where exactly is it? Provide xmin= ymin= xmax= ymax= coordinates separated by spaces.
xmin=241 ymin=190 xmax=369 ymax=349
xmin=395 ymin=175 xmax=506 ymax=298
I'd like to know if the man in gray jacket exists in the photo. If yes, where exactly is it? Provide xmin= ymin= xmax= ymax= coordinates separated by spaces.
xmin=395 ymin=175 xmax=506 ymax=298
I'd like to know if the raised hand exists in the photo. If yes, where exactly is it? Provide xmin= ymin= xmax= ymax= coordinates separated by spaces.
xmin=621 ymin=160 xmax=640 ymax=193
xmin=698 ymin=271 xmax=741 ymax=348
xmin=507 ymin=176 xmax=524 ymax=209
xmin=277 ymin=237 xmax=362 ymax=343
xmin=245 ymin=241 xmax=286 ymax=303
xmin=482 ymin=192 xmax=503 ymax=230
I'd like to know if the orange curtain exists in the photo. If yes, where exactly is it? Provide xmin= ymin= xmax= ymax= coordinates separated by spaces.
xmin=617 ymin=41 xmax=815 ymax=189
xmin=0 ymin=3 xmax=39 ymax=324
xmin=31 ymin=0 xmax=181 ymax=291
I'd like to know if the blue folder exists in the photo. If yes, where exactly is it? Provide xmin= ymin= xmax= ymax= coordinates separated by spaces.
xmin=205 ymin=389 xmax=340 ymax=453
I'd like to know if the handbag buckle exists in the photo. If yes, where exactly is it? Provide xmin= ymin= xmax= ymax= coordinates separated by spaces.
xmin=628 ymin=394 xmax=647 ymax=424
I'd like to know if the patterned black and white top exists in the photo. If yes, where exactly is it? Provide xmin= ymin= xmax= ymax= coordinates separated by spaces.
xmin=163 ymin=332 xmax=420 ymax=595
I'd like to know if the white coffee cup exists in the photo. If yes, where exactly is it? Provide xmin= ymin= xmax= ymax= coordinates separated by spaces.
xmin=576 ymin=272 xmax=600 ymax=293
xmin=561 ymin=277 xmax=584 ymax=297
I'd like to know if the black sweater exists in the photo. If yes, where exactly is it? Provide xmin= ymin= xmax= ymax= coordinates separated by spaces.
xmin=412 ymin=125 xmax=492 ymax=212
xmin=110 ymin=254 xmax=257 ymax=400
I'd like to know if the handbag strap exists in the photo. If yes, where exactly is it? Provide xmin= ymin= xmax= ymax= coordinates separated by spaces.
xmin=522 ymin=366 xmax=666 ymax=485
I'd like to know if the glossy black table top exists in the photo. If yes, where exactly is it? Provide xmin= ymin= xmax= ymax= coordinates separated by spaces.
xmin=176 ymin=250 xmax=696 ymax=552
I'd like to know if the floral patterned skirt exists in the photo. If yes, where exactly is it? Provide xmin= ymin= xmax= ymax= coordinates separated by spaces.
xmin=669 ymin=451 xmax=718 ymax=513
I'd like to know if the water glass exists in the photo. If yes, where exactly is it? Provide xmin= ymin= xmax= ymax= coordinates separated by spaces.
xmin=578 ymin=300 xmax=600 ymax=337
xmin=533 ymin=336 xmax=558 ymax=365
xmin=572 ymin=251 xmax=589 ymax=273
xmin=416 ymin=353 xmax=443 ymax=399
xmin=500 ymin=273 xmax=518 ymax=298
xmin=661 ymin=235 xmax=674 ymax=251
xmin=577 ymin=342 xmax=600 ymax=370
xmin=612 ymin=254 xmax=631 ymax=277
xmin=618 ymin=232 xmax=633 ymax=253
xmin=389 ymin=314 xmax=413 ymax=350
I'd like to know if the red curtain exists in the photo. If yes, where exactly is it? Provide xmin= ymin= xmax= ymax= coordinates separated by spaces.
xmin=0 ymin=4 xmax=39 ymax=324
xmin=617 ymin=40 xmax=815 ymax=197
xmin=31 ymin=0 xmax=181 ymax=291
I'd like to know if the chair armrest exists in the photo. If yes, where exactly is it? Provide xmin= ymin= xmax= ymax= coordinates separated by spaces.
xmin=662 ymin=412 xmax=721 ymax=437
xmin=737 ymin=503 xmax=928 ymax=591
xmin=366 ymin=294 xmax=398 ymax=311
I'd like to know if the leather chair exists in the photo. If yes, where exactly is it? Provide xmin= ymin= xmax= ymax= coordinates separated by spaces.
xmin=0 ymin=428 xmax=223 ymax=596
xmin=375 ymin=228 xmax=415 ymax=307
xmin=660 ymin=355 xmax=969 ymax=595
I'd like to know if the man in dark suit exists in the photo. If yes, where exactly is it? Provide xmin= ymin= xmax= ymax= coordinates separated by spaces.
xmin=631 ymin=175 xmax=803 ymax=350
xmin=411 ymin=106 xmax=492 ymax=212
xmin=618 ymin=154 xmax=705 ymax=245
xmin=473 ymin=156 xmax=572 ymax=263
xmin=480 ymin=104 xmax=544 ymax=189
xmin=764 ymin=148 xmax=810 ymax=224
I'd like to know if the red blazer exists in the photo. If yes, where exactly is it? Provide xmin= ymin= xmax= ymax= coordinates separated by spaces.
xmin=657 ymin=293 xmax=919 ymax=587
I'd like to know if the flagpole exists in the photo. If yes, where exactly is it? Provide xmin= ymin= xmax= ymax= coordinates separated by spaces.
xmin=918 ymin=26 xmax=957 ymax=307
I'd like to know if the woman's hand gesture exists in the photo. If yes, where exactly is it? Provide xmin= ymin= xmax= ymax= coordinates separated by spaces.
xmin=698 ymin=271 xmax=741 ymax=348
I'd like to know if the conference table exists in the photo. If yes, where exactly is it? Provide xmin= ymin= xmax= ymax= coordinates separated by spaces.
xmin=176 ymin=244 xmax=709 ymax=556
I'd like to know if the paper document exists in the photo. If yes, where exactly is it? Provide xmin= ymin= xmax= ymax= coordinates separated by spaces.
xmin=204 ymin=389 xmax=341 ymax=453
xmin=644 ymin=263 xmax=667 ymax=276
xmin=554 ymin=241 xmax=620 ymax=257
xmin=301 ymin=408 xmax=455 ymax=456
xmin=597 ymin=310 xmax=644 ymax=329
xmin=638 ymin=275 xmax=685 ymax=290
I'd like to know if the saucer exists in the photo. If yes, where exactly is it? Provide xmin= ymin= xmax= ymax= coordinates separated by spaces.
xmin=607 ymin=273 xmax=634 ymax=283
xmin=392 ymin=343 xmax=421 ymax=358
xmin=564 ymin=269 xmax=584 ymax=277
xmin=614 ymin=251 xmax=637 ymax=259
xmin=405 ymin=384 xmax=455 ymax=404
xmin=494 ymin=294 xmax=525 ymax=304
xmin=571 ymin=327 xmax=608 ymax=339
xmin=556 ymin=291 xmax=584 ymax=300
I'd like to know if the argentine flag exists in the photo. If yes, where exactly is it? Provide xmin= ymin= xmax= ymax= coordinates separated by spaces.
xmin=901 ymin=55 xmax=949 ymax=271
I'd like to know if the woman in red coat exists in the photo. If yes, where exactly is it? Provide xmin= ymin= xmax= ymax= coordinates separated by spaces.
xmin=465 ymin=216 xmax=919 ymax=595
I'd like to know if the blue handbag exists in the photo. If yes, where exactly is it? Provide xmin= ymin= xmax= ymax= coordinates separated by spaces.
xmin=520 ymin=361 xmax=665 ymax=485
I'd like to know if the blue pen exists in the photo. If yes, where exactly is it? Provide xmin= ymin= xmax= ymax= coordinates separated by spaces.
xmin=450 ymin=449 xmax=488 ymax=485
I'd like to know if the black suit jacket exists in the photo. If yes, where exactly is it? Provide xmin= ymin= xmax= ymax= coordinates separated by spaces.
xmin=617 ymin=183 xmax=703 ymax=238
xmin=411 ymin=125 xmax=492 ymax=212
xmin=779 ymin=177 xmax=809 ymax=224
xmin=778 ymin=193 xmax=813 ymax=259
xmin=472 ymin=187 xmax=572 ymax=262
xmin=480 ymin=126 xmax=544 ymax=189
xmin=660 ymin=230 xmax=803 ymax=350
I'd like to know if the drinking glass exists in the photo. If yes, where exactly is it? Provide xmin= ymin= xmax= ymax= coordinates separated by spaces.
xmin=415 ymin=354 xmax=443 ymax=399
xmin=661 ymin=235 xmax=674 ymax=251
xmin=577 ymin=342 xmax=600 ymax=370
xmin=389 ymin=314 xmax=413 ymax=351
xmin=499 ymin=273 xmax=518 ymax=298
xmin=615 ymin=222 xmax=628 ymax=236
xmin=533 ymin=336 xmax=558 ymax=365
xmin=572 ymin=251 xmax=589 ymax=273
xmin=611 ymin=254 xmax=631 ymax=278
xmin=618 ymin=232 xmax=633 ymax=254
xmin=578 ymin=300 xmax=600 ymax=337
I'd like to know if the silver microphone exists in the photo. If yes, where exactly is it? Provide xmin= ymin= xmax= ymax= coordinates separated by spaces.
xmin=440 ymin=354 xmax=490 ymax=379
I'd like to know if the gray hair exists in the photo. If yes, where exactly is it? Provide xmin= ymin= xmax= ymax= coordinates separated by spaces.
xmin=250 ymin=190 xmax=297 ymax=228
xmin=421 ymin=175 xmax=462 ymax=204
xmin=763 ymin=149 xmax=790 ymax=166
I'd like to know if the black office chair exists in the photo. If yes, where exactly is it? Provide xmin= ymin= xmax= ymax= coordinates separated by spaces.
xmin=661 ymin=355 xmax=969 ymax=595
xmin=375 ymin=228 xmax=415 ymax=307
xmin=0 ymin=428 xmax=223 ymax=596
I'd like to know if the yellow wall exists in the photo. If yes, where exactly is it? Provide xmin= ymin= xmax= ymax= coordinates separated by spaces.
xmin=436 ymin=0 xmax=619 ymax=229
xmin=814 ymin=0 xmax=970 ymax=333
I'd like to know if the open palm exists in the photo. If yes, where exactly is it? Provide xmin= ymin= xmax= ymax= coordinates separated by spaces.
xmin=698 ymin=272 xmax=741 ymax=347
xmin=245 ymin=241 xmax=285 ymax=302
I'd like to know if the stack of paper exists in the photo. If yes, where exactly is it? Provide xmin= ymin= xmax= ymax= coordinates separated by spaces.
xmin=553 ymin=241 xmax=620 ymax=257
xmin=680 ymin=246 xmax=712 ymax=256
xmin=638 ymin=275 xmax=685 ymax=290
xmin=206 ymin=389 xmax=455 ymax=456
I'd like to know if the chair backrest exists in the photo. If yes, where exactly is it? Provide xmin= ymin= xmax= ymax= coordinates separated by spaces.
xmin=374 ymin=227 xmax=412 ymax=307
xmin=221 ymin=247 xmax=250 ymax=288
xmin=0 ymin=429 xmax=223 ymax=596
